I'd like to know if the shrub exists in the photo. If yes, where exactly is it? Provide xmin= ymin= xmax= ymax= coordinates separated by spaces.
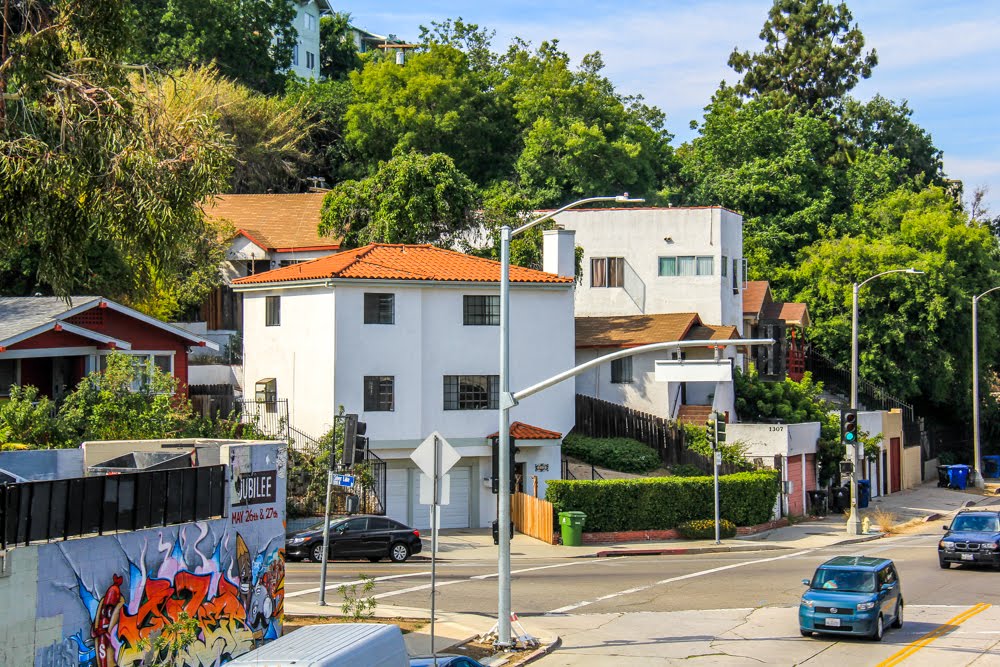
xmin=670 ymin=463 xmax=705 ymax=477
xmin=561 ymin=433 xmax=660 ymax=473
xmin=545 ymin=470 xmax=780 ymax=532
xmin=677 ymin=518 xmax=736 ymax=539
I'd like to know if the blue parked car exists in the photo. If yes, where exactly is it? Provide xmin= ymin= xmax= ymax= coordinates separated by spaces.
xmin=799 ymin=556 xmax=903 ymax=641
xmin=938 ymin=510 xmax=1000 ymax=569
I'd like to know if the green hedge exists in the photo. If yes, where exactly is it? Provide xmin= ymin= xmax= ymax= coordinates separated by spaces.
xmin=561 ymin=433 xmax=660 ymax=473
xmin=678 ymin=519 xmax=736 ymax=539
xmin=545 ymin=470 xmax=780 ymax=532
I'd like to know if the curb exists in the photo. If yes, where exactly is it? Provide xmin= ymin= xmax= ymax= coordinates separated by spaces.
xmin=512 ymin=636 xmax=562 ymax=665
xmin=593 ymin=544 xmax=791 ymax=558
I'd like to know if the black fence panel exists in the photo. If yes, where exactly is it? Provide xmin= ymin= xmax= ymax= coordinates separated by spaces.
xmin=0 ymin=465 xmax=227 ymax=549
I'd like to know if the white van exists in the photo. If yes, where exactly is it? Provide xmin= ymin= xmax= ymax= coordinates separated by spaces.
xmin=227 ymin=623 xmax=409 ymax=667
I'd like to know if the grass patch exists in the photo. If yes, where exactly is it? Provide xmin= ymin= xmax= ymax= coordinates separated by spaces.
xmin=561 ymin=433 xmax=660 ymax=473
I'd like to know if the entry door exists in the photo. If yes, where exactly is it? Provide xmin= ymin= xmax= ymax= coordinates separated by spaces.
xmin=890 ymin=438 xmax=902 ymax=493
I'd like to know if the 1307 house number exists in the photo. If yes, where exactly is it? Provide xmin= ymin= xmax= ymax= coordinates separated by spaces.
xmin=769 ymin=426 xmax=785 ymax=432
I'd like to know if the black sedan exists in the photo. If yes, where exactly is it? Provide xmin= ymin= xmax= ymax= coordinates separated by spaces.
xmin=938 ymin=509 xmax=1000 ymax=569
xmin=285 ymin=515 xmax=423 ymax=563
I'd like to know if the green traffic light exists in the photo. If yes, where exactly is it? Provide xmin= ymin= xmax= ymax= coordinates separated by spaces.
xmin=845 ymin=433 xmax=855 ymax=441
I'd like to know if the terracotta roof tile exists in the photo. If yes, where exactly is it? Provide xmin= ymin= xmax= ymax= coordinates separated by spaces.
xmin=576 ymin=313 xmax=739 ymax=348
xmin=743 ymin=280 xmax=771 ymax=316
xmin=204 ymin=193 xmax=340 ymax=252
xmin=488 ymin=422 xmax=563 ymax=440
xmin=231 ymin=244 xmax=575 ymax=286
xmin=762 ymin=301 xmax=810 ymax=328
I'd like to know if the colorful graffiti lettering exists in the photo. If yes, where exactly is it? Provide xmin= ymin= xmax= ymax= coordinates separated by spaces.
xmin=73 ymin=525 xmax=283 ymax=667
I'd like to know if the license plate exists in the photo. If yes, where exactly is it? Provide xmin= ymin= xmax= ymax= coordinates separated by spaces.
xmin=825 ymin=618 xmax=842 ymax=627
xmin=962 ymin=553 xmax=975 ymax=561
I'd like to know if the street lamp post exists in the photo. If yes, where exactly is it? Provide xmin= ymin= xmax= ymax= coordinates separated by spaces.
xmin=847 ymin=268 xmax=923 ymax=535
xmin=496 ymin=194 xmax=643 ymax=647
xmin=972 ymin=286 xmax=1000 ymax=490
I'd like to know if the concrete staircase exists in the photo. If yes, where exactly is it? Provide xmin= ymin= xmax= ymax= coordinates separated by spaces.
xmin=676 ymin=404 xmax=714 ymax=427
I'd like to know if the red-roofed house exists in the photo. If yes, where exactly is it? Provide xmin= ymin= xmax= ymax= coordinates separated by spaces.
xmin=231 ymin=244 xmax=575 ymax=529
xmin=742 ymin=281 xmax=811 ymax=381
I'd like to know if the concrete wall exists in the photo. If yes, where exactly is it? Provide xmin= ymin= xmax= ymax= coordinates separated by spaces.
xmin=0 ymin=442 xmax=287 ymax=667
xmin=903 ymin=446 xmax=922 ymax=489
xmin=726 ymin=422 xmax=820 ymax=458
xmin=554 ymin=207 xmax=744 ymax=330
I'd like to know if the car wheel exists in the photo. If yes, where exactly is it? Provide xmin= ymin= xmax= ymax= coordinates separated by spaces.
xmin=389 ymin=542 xmax=410 ymax=563
xmin=939 ymin=559 xmax=951 ymax=569
xmin=800 ymin=629 xmax=812 ymax=637
xmin=368 ymin=556 xmax=382 ymax=563
xmin=311 ymin=543 xmax=327 ymax=563
xmin=892 ymin=601 xmax=903 ymax=629
xmin=871 ymin=614 xmax=884 ymax=642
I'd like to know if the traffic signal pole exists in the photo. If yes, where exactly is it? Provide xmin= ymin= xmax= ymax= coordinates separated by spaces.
xmin=713 ymin=418 xmax=721 ymax=545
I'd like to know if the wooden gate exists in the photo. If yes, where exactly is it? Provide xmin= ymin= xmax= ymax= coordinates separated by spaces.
xmin=511 ymin=492 xmax=556 ymax=544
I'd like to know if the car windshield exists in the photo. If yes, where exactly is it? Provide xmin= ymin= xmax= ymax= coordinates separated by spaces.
xmin=950 ymin=515 xmax=1000 ymax=532
xmin=811 ymin=568 xmax=877 ymax=593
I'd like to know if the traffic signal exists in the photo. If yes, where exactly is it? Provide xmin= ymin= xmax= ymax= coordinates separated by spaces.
xmin=491 ymin=519 xmax=514 ymax=545
xmin=716 ymin=418 xmax=727 ymax=445
xmin=840 ymin=409 xmax=859 ymax=446
xmin=341 ymin=414 xmax=368 ymax=467
xmin=491 ymin=436 xmax=517 ymax=494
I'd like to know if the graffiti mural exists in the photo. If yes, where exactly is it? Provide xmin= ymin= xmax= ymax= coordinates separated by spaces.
xmin=28 ymin=443 xmax=287 ymax=667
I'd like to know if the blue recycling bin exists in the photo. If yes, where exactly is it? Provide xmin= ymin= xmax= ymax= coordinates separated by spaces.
xmin=982 ymin=455 xmax=1000 ymax=479
xmin=857 ymin=480 xmax=871 ymax=509
xmin=948 ymin=464 xmax=970 ymax=490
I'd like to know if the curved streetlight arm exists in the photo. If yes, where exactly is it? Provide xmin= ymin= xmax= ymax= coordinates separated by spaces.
xmin=512 ymin=195 xmax=645 ymax=236
xmin=856 ymin=267 xmax=923 ymax=291
xmin=974 ymin=285 xmax=1000 ymax=303
xmin=972 ymin=285 xmax=1000 ymax=489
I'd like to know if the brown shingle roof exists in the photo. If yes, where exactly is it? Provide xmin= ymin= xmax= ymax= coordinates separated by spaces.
xmin=575 ymin=313 xmax=740 ymax=348
xmin=763 ymin=301 xmax=811 ymax=328
xmin=743 ymin=280 xmax=771 ymax=316
xmin=204 ymin=193 xmax=340 ymax=252
xmin=231 ymin=244 xmax=574 ymax=286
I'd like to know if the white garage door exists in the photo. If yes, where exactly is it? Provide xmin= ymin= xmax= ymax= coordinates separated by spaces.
xmin=385 ymin=468 xmax=409 ymax=527
xmin=410 ymin=466 xmax=471 ymax=530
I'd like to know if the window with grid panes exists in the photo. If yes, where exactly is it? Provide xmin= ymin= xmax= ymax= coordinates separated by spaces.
xmin=443 ymin=375 xmax=499 ymax=410
xmin=590 ymin=257 xmax=624 ymax=287
xmin=364 ymin=293 xmax=394 ymax=324
xmin=364 ymin=376 xmax=394 ymax=411
xmin=463 ymin=295 xmax=500 ymax=325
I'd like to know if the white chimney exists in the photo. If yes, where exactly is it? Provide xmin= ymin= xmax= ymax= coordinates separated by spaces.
xmin=543 ymin=229 xmax=576 ymax=279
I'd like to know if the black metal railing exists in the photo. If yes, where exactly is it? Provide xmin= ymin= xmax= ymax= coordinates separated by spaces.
xmin=1 ymin=466 xmax=227 ymax=549
xmin=561 ymin=458 xmax=604 ymax=480
xmin=235 ymin=398 xmax=290 ymax=440
xmin=288 ymin=425 xmax=322 ymax=453
xmin=806 ymin=350 xmax=914 ymax=422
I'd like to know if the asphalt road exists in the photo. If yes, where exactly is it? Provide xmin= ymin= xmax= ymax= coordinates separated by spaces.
xmin=284 ymin=519 xmax=1000 ymax=665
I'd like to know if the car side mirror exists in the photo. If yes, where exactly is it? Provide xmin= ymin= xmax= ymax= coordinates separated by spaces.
xmin=802 ymin=579 xmax=811 ymax=586
xmin=943 ymin=525 xmax=949 ymax=531
xmin=881 ymin=583 xmax=892 ymax=592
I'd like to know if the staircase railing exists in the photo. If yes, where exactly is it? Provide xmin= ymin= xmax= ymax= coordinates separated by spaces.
xmin=806 ymin=350 xmax=914 ymax=422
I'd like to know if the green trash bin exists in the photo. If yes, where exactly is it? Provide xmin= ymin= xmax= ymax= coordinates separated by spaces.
xmin=558 ymin=511 xmax=586 ymax=546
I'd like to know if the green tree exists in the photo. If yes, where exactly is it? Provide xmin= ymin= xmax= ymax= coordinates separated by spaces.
xmin=319 ymin=13 xmax=361 ymax=80
xmin=284 ymin=77 xmax=354 ymax=186
xmin=727 ymin=0 xmax=877 ymax=111
xmin=784 ymin=186 xmax=1000 ymax=413
xmin=0 ymin=1 xmax=233 ymax=304
xmin=0 ymin=386 xmax=71 ymax=448
xmin=319 ymin=151 xmax=479 ymax=246
xmin=130 ymin=0 xmax=297 ymax=93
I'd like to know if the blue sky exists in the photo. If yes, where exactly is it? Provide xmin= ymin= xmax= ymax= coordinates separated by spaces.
xmin=333 ymin=0 xmax=1000 ymax=213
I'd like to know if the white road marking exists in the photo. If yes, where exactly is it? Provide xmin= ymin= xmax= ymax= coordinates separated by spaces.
xmin=546 ymin=550 xmax=816 ymax=615
xmin=285 ymin=571 xmax=427 ymax=598
xmin=375 ymin=560 xmax=607 ymax=599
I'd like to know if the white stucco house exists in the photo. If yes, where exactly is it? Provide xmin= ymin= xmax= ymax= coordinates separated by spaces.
xmin=232 ymin=243 xmax=576 ymax=530
xmin=551 ymin=207 xmax=747 ymax=423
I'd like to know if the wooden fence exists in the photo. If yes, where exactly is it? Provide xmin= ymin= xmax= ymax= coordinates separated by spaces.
xmin=574 ymin=394 xmax=741 ymax=475
xmin=511 ymin=492 xmax=556 ymax=544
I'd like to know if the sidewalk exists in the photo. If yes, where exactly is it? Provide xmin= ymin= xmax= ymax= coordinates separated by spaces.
xmin=284 ymin=481 xmax=999 ymax=657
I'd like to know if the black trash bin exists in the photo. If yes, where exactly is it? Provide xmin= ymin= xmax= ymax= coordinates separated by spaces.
xmin=807 ymin=490 xmax=828 ymax=516
xmin=981 ymin=455 xmax=1000 ymax=479
xmin=937 ymin=464 xmax=951 ymax=488
xmin=830 ymin=486 xmax=849 ymax=514
xmin=857 ymin=480 xmax=871 ymax=509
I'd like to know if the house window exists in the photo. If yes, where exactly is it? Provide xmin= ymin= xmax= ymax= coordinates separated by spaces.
xmin=590 ymin=257 xmax=624 ymax=288
xmin=732 ymin=258 xmax=740 ymax=294
xmin=255 ymin=378 xmax=277 ymax=413
xmin=722 ymin=256 xmax=728 ymax=276
xmin=305 ymin=13 xmax=316 ymax=31
xmin=265 ymin=296 xmax=281 ymax=326
xmin=306 ymin=51 xmax=315 ymax=70
xmin=611 ymin=357 xmax=632 ymax=384
xmin=364 ymin=376 xmax=395 ymax=411
xmin=292 ymin=44 xmax=299 ymax=67
xmin=443 ymin=375 xmax=499 ymax=410
xmin=658 ymin=256 xmax=714 ymax=277
xmin=364 ymin=293 xmax=395 ymax=324
xmin=463 ymin=295 xmax=500 ymax=325
xmin=153 ymin=354 xmax=173 ymax=375
xmin=97 ymin=353 xmax=173 ymax=391
xmin=0 ymin=359 xmax=17 ymax=396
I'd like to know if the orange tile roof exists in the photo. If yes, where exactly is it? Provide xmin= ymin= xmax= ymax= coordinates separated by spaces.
xmin=231 ymin=244 xmax=575 ymax=286
xmin=204 ymin=193 xmax=340 ymax=252
xmin=575 ymin=313 xmax=740 ymax=348
xmin=743 ymin=280 xmax=771 ymax=316
xmin=488 ymin=422 xmax=563 ymax=440
xmin=763 ymin=301 xmax=811 ymax=328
